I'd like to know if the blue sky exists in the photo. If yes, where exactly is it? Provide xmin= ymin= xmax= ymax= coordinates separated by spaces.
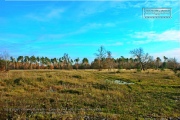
xmin=0 ymin=0 xmax=180 ymax=62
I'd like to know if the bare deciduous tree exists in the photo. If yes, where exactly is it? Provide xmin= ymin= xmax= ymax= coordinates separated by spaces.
xmin=130 ymin=48 xmax=151 ymax=71
xmin=0 ymin=51 xmax=9 ymax=71
xmin=94 ymin=46 xmax=106 ymax=71
xmin=167 ymin=57 xmax=178 ymax=73
xmin=74 ymin=57 xmax=80 ymax=70
xmin=62 ymin=53 xmax=72 ymax=69
xmin=106 ymin=51 xmax=114 ymax=71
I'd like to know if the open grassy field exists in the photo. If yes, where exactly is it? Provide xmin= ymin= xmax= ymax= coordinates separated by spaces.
xmin=0 ymin=69 xmax=180 ymax=119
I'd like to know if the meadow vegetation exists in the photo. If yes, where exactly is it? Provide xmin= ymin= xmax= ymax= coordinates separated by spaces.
xmin=0 ymin=69 xmax=180 ymax=119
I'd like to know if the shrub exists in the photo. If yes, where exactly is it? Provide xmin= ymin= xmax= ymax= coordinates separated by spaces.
xmin=137 ymin=69 xmax=141 ymax=72
xmin=58 ymin=80 xmax=64 ymax=85
xmin=176 ymin=73 xmax=180 ymax=78
xmin=92 ymin=83 xmax=113 ymax=90
xmin=160 ymin=67 xmax=165 ymax=71
xmin=61 ymin=89 xmax=81 ymax=95
xmin=72 ymin=75 xmax=82 ymax=79
xmin=37 ymin=77 xmax=45 ymax=82
xmin=136 ymin=66 xmax=141 ymax=72
xmin=92 ymin=83 xmax=107 ymax=90
xmin=46 ymin=74 xmax=52 ymax=78
xmin=14 ymin=78 xmax=23 ymax=85
xmin=0 ymin=59 xmax=5 ymax=71
xmin=163 ymin=75 xmax=174 ymax=80
xmin=58 ymin=80 xmax=75 ymax=86
xmin=49 ymin=98 xmax=55 ymax=103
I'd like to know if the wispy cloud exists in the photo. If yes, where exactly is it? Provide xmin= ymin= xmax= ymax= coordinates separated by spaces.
xmin=59 ymin=41 xmax=123 ymax=47
xmin=62 ymin=22 xmax=116 ymax=35
xmin=36 ymin=34 xmax=65 ymax=41
xmin=0 ymin=33 xmax=32 ymax=45
xmin=132 ymin=40 xmax=151 ymax=45
xmin=80 ymin=22 xmax=115 ymax=30
xmin=130 ymin=30 xmax=180 ymax=44
xmin=26 ymin=8 xmax=65 ymax=21
xmin=75 ymin=1 xmax=127 ymax=20
xmin=76 ymin=2 xmax=109 ymax=18
xmin=127 ymin=0 xmax=179 ymax=8
xmin=35 ymin=23 xmax=109 ymax=40
xmin=104 ymin=23 xmax=116 ymax=27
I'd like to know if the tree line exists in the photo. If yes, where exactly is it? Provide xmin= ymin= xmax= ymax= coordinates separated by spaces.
xmin=0 ymin=46 xmax=179 ymax=72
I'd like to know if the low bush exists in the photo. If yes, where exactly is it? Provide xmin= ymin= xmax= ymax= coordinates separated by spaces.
xmin=176 ymin=73 xmax=180 ymax=78
xmin=61 ymin=89 xmax=81 ymax=95
xmin=14 ymin=77 xmax=23 ymax=85
xmin=72 ymin=75 xmax=82 ymax=79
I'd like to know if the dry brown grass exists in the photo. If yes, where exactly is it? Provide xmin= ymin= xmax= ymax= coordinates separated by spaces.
xmin=0 ymin=69 xmax=179 ymax=119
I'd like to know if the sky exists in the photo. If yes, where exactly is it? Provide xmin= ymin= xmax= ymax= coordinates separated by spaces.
xmin=0 ymin=0 xmax=180 ymax=62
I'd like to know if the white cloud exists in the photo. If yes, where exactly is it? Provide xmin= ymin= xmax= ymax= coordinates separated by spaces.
xmin=152 ymin=48 xmax=180 ymax=61
xmin=131 ymin=30 xmax=180 ymax=44
xmin=132 ymin=31 xmax=156 ymax=39
xmin=132 ymin=40 xmax=151 ymax=45
xmin=157 ymin=30 xmax=180 ymax=41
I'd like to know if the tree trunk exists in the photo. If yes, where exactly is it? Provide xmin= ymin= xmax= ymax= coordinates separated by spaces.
xmin=140 ymin=62 xmax=145 ymax=71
